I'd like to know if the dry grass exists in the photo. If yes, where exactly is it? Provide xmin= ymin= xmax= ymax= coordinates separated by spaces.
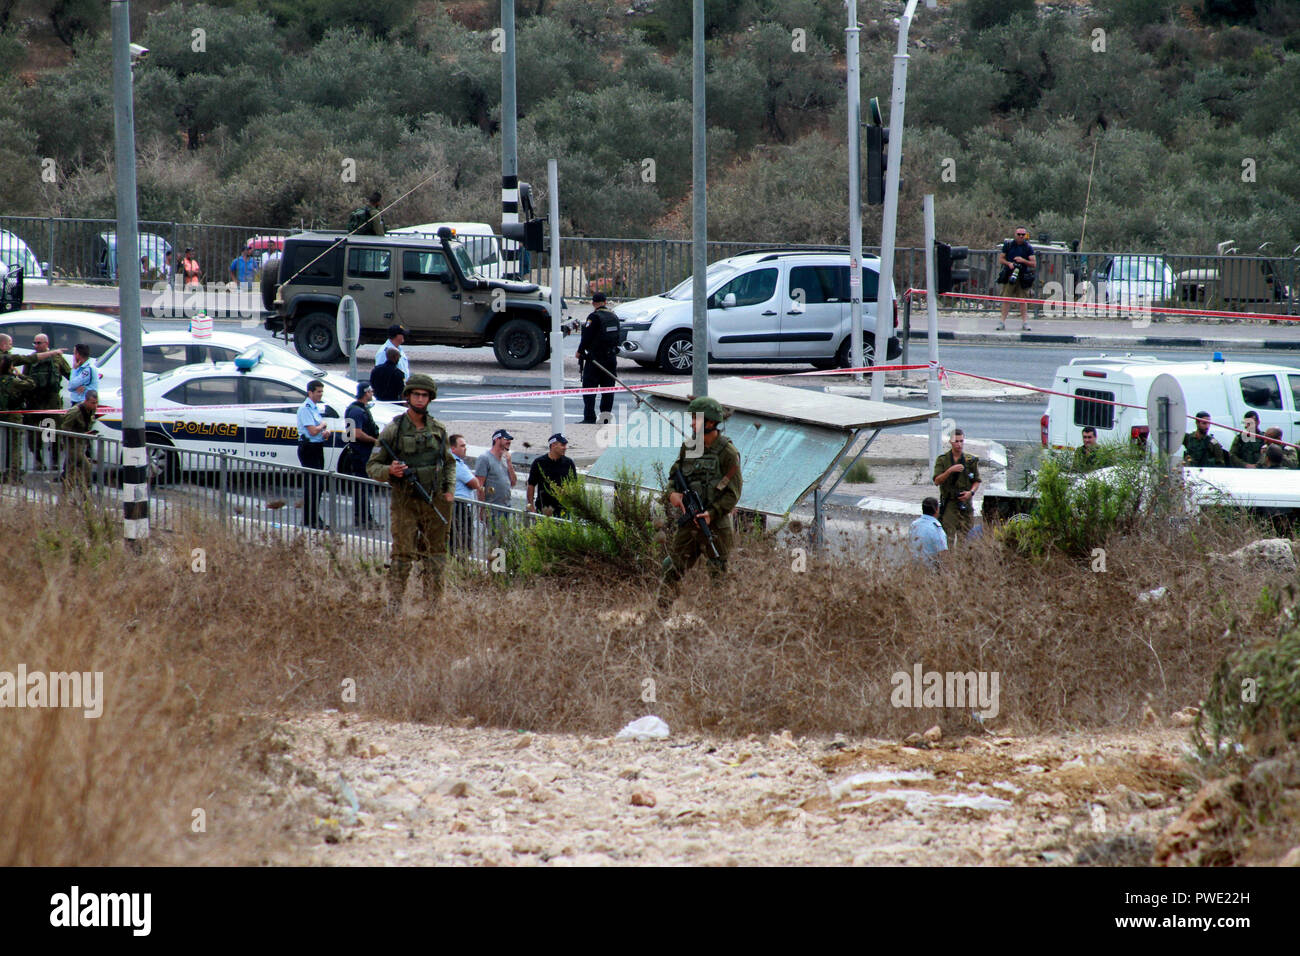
xmin=0 ymin=498 xmax=1290 ymax=863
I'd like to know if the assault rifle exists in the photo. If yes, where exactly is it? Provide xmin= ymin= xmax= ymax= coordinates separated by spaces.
xmin=671 ymin=466 xmax=720 ymax=559
xmin=378 ymin=437 xmax=447 ymax=525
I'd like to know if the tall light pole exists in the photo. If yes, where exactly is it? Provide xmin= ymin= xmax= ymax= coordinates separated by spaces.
xmin=690 ymin=0 xmax=708 ymax=398
xmin=111 ymin=0 xmax=148 ymax=548
xmin=871 ymin=0 xmax=932 ymax=401
xmin=845 ymin=0 xmax=864 ymax=380
xmin=500 ymin=1 xmax=521 ymax=272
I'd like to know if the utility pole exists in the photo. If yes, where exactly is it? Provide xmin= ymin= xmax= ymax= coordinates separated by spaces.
xmin=500 ymin=1 xmax=521 ymax=274
xmin=923 ymin=195 xmax=942 ymax=464
xmin=845 ymin=0 xmax=864 ymax=381
xmin=690 ymin=0 xmax=708 ymax=398
xmin=548 ymin=159 xmax=563 ymax=435
xmin=110 ymin=0 xmax=147 ymax=549
xmin=871 ymin=0 xmax=931 ymax=401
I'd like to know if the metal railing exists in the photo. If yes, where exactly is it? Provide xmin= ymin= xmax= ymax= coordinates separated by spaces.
xmin=0 ymin=418 xmax=550 ymax=566
xmin=5 ymin=213 xmax=1296 ymax=318
xmin=0 ymin=215 xmax=291 ymax=287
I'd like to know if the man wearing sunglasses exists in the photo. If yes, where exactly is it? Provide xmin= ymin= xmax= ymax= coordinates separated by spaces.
xmin=996 ymin=228 xmax=1036 ymax=331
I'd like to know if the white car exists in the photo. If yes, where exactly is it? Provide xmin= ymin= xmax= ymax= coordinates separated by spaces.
xmin=1090 ymin=255 xmax=1176 ymax=308
xmin=0 ymin=229 xmax=49 ymax=286
xmin=616 ymin=250 xmax=900 ymax=374
xmin=95 ymin=352 xmax=405 ymax=479
xmin=0 ymin=309 xmax=120 ymax=357
xmin=95 ymin=329 xmax=354 ymax=395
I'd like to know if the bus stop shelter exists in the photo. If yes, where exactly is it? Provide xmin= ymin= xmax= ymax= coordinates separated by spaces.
xmin=587 ymin=377 xmax=936 ymax=547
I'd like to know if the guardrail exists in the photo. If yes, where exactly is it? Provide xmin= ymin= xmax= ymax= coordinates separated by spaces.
xmin=0 ymin=418 xmax=549 ymax=566
xmin=5 ymin=213 xmax=1295 ymax=318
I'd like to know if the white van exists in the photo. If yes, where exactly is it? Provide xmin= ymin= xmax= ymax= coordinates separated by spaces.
xmin=388 ymin=222 xmax=512 ymax=278
xmin=1044 ymin=355 xmax=1300 ymax=451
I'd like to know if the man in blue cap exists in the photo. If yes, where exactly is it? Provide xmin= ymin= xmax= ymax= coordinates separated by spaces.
xmin=342 ymin=380 xmax=380 ymax=527
xmin=527 ymin=432 xmax=578 ymax=517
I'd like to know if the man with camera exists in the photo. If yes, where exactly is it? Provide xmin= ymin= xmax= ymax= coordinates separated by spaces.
xmin=996 ymin=227 xmax=1036 ymax=331
xmin=933 ymin=429 xmax=981 ymax=545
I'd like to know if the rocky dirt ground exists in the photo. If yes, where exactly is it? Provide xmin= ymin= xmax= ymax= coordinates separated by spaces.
xmin=258 ymin=711 xmax=1204 ymax=866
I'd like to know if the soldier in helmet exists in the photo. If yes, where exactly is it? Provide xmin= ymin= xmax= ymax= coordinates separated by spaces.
xmin=660 ymin=396 xmax=743 ymax=602
xmin=366 ymin=373 xmax=456 ymax=609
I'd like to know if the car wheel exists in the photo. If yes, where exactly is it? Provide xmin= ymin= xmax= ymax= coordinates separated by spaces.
xmin=493 ymin=317 xmax=546 ymax=370
xmin=260 ymin=255 xmax=280 ymax=313
xmin=657 ymin=330 xmax=693 ymax=375
xmin=294 ymin=311 xmax=343 ymax=363
xmin=837 ymin=335 xmax=875 ymax=369
xmin=144 ymin=430 xmax=178 ymax=485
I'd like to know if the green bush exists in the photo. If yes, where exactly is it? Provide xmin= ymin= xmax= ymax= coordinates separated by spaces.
xmin=1001 ymin=445 xmax=1172 ymax=559
xmin=506 ymin=469 xmax=660 ymax=580
xmin=1197 ymin=591 xmax=1300 ymax=764
xmin=841 ymin=459 xmax=874 ymax=484
xmin=964 ymin=0 xmax=1036 ymax=32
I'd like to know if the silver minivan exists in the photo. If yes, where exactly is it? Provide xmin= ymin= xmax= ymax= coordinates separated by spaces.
xmin=616 ymin=250 xmax=900 ymax=374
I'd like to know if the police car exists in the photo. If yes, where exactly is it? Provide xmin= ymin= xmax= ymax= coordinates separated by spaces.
xmin=95 ymin=349 xmax=405 ymax=480
xmin=0 ymin=309 xmax=121 ymax=357
xmin=95 ymin=328 xmax=355 ymax=395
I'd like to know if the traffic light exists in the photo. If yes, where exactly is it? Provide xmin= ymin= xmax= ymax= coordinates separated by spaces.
xmin=866 ymin=125 xmax=886 ymax=206
xmin=502 ymin=218 xmax=546 ymax=252
xmin=935 ymin=240 xmax=970 ymax=296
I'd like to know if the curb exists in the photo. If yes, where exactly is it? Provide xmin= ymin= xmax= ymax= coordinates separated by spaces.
xmin=905 ymin=328 xmax=1300 ymax=351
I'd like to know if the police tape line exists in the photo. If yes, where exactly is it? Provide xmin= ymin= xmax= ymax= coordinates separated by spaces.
xmin=905 ymin=287 xmax=1299 ymax=324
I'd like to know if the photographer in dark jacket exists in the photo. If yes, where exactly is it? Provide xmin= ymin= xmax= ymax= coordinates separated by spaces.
xmin=996 ymin=227 xmax=1036 ymax=331
xmin=576 ymin=292 xmax=621 ymax=424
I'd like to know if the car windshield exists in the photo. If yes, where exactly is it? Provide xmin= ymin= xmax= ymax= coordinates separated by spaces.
xmin=448 ymin=243 xmax=480 ymax=278
xmin=1117 ymin=258 xmax=1168 ymax=281
xmin=0 ymin=241 xmax=40 ymax=276
xmin=663 ymin=261 xmax=739 ymax=301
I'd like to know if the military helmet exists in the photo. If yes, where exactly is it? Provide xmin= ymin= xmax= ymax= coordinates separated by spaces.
xmin=402 ymin=373 xmax=438 ymax=400
xmin=687 ymin=396 xmax=727 ymax=422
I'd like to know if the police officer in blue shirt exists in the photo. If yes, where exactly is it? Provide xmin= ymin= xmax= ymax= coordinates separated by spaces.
xmin=909 ymin=496 xmax=948 ymax=568
xmin=297 ymin=379 xmax=330 ymax=529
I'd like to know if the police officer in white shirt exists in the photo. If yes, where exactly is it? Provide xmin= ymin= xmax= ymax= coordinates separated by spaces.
xmin=296 ymin=379 xmax=330 ymax=529
xmin=374 ymin=323 xmax=411 ymax=377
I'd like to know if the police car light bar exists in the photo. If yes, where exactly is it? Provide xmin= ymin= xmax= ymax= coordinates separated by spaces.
xmin=234 ymin=346 xmax=263 ymax=372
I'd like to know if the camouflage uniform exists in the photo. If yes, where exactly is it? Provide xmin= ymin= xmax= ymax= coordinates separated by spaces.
xmin=933 ymin=449 xmax=981 ymax=542
xmin=0 ymin=369 xmax=34 ymax=479
xmin=59 ymin=401 xmax=97 ymax=499
xmin=662 ymin=398 xmax=743 ymax=589
xmin=24 ymin=353 xmax=70 ymax=467
xmin=1228 ymin=433 xmax=1264 ymax=467
xmin=1259 ymin=444 xmax=1299 ymax=470
xmin=366 ymin=376 xmax=455 ymax=605
xmin=1072 ymin=444 xmax=1099 ymax=472
xmin=1182 ymin=431 xmax=1226 ymax=467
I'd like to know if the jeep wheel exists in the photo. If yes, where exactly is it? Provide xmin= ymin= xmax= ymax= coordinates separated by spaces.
xmin=294 ymin=311 xmax=343 ymax=363
xmin=836 ymin=335 xmax=875 ymax=370
xmin=260 ymin=255 xmax=280 ymax=312
xmin=657 ymin=330 xmax=693 ymax=375
xmin=493 ymin=318 xmax=546 ymax=370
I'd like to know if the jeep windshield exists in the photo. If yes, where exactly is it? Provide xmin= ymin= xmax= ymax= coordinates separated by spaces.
xmin=447 ymin=242 xmax=482 ymax=279
xmin=663 ymin=261 xmax=739 ymax=300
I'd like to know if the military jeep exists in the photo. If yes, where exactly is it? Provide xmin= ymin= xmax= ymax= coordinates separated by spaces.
xmin=262 ymin=228 xmax=558 ymax=370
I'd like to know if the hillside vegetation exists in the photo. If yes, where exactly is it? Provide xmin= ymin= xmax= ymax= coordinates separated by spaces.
xmin=1 ymin=0 xmax=1298 ymax=251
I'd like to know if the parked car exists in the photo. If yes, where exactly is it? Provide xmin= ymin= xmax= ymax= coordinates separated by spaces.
xmin=95 ymin=350 xmax=404 ymax=481
xmin=95 ymin=329 xmax=354 ymax=395
xmin=1043 ymin=354 xmax=1300 ymax=451
xmin=0 ymin=309 xmax=120 ymax=357
xmin=1175 ymin=242 xmax=1292 ymax=306
xmin=616 ymin=249 xmax=900 ymax=374
xmin=1090 ymin=255 xmax=1176 ymax=308
xmin=0 ymin=228 xmax=49 ymax=286
xmin=262 ymin=228 xmax=557 ymax=369
xmin=94 ymin=232 xmax=173 ymax=281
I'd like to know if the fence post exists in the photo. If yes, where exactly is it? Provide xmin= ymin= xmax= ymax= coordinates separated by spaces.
xmin=218 ymin=451 xmax=229 ymax=527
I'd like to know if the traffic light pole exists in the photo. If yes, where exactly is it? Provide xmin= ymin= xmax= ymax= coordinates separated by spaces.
xmin=691 ymin=0 xmax=708 ymax=398
xmin=871 ymin=0 xmax=925 ymax=402
xmin=111 ymin=0 xmax=148 ymax=550
xmin=924 ymin=195 xmax=943 ymax=465
xmin=548 ymin=159 xmax=564 ymax=436
xmin=845 ymin=0 xmax=864 ymax=382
